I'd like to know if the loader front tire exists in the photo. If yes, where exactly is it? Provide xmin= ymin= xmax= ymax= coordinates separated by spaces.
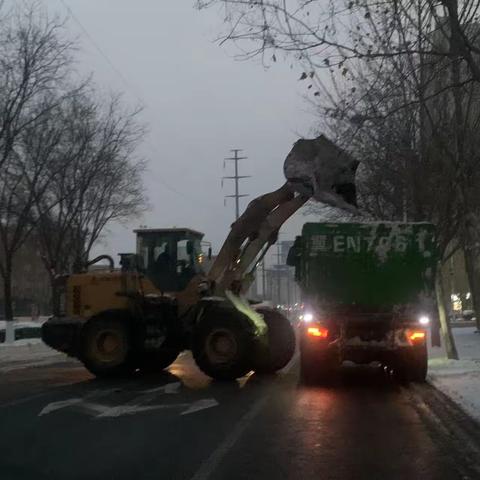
xmin=193 ymin=310 xmax=254 ymax=381
xmin=81 ymin=315 xmax=133 ymax=377
xmin=253 ymin=308 xmax=296 ymax=374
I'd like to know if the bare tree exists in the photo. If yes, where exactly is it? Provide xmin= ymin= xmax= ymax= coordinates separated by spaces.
xmin=0 ymin=3 xmax=147 ymax=342
xmin=0 ymin=3 xmax=76 ymax=334
xmin=34 ymin=93 xmax=147 ymax=279
xmin=197 ymin=0 xmax=480 ymax=87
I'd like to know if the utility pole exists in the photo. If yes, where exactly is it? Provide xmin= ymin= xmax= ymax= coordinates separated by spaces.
xmin=222 ymin=149 xmax=250 ymax=220
xmin=272 ymin=242 xmax=283 ymax=306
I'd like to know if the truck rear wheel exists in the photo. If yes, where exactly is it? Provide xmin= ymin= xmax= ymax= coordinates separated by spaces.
xmin=394 ymin=343 xmax=428 ymax=383
xmin=253 ymin=309 xmax=296 ymax=374
xmin=192 ymin=311 xmax=254 ymax=380
xmin=81 ymin=316 xmax=133 ymax=377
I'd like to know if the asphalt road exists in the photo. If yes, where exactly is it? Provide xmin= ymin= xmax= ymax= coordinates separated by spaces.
xmin=1 ymin=353 xmax=480 ymax=480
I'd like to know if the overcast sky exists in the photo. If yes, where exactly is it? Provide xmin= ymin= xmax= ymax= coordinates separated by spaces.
xmin=48 ymin=0 xmax=317 ymax=264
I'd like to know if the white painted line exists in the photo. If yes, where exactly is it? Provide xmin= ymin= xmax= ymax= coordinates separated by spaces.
xmin=181 ymin=398 xmax=219 ymax=415
xmin=140 ymin=382 xmax=181 ymax=395
xmin=189 ymin=393 xmax=269 ymax=480
xmin=38 ymin=388 xmax=119 ymax=416
xmin=0 ymin=357 xmax=73 ymax=373
xmin=39 ymin=398 xmax=83 ymax=416
xmin=96 ymin=398 xmax=218 ymax=418
xmin=0 ymin=391 xmax=56 ymax=410
xmin=94 ymin=402 xmax=184 ymax=417
xmin=188 ymin=352 xmax=299 ymax=480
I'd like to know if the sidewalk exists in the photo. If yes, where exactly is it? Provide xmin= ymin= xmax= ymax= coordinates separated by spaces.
xmin=0 ymin=319 xmax=69 ymax=372
xmin=428 ymin=327 xmax=480 ymax=422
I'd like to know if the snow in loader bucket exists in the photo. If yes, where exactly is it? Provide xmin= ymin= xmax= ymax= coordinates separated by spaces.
xmin=284 ymin=135 xmax=359 ymax=210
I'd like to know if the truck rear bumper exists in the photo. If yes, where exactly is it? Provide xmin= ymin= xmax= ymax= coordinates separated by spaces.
xmin=300 ymin=327 xmax=427 ymax=365
xmin=42 ymin=316 xmax=84 ymax=356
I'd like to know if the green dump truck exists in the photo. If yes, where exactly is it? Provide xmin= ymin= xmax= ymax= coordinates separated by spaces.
xmin=287 ymin=222 xmax=437 ymax=382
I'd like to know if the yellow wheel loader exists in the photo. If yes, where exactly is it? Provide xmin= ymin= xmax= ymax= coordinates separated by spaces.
xmin=42 ymin=136 xmax=358 ymax=380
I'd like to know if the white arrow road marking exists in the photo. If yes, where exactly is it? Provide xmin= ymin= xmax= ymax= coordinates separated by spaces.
xmin=94 ymin=398 xmax=216 ymax=418
xmin=39 ymin=398 xmax=83 ymax=416
xmin=181 ymin=398 xmax=219 ymax=415
xmin=38 ymin=388 xmax=118 ymax=416
xmin=38 ymin=382 xmax=217 ymax=418
xmin=139 ymin=382 xmax=181 ymax=395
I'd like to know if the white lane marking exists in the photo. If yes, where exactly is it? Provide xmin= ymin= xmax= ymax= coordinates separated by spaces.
xmin=39 ymin=398 xmax=83 ymax=415
xmin=188 ymin=353 xmax=298 ymax=480
xmin=181 ymin=398 xmax=219 ymax=415
xmin=38 ymin=381 xmax=218 ymax=418
xmin=189 ymin=394 xmax=269 ymax=480
xmin=140 ymin=382 xmax=181 ymax=395
xmin=95 ymin=398 xmax=218 ymax=418
xmin=0 ymin=391 xmax=56 ymax=409
xmin=0 ymin=357 xmax=74 ymax=373
xmin=38 ymin=388 xmax=118 ymax=416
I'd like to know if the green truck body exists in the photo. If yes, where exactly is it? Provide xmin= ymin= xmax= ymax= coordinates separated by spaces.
xmin=294 ymin=222 xmax=437 ymax=310
xmin=290 ymin=222 xmax=437 ymax=382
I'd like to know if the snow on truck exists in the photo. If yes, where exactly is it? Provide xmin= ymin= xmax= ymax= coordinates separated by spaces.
xmin=287 ymin=222 xmax=437 ymax=382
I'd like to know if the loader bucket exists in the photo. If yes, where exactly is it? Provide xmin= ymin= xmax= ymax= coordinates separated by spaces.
xmin=284 ymin=135 xmax=359 ymax=211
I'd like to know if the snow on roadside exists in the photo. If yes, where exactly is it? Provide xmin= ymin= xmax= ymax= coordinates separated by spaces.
xmin=428 ymin=327 xmax=480 ymax=423
xmin=0 ymin=324 xmax=68 ymax=370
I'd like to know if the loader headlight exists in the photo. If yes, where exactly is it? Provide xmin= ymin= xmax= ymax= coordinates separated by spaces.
xmin=418 ymin=315 xmax=430 ymax=325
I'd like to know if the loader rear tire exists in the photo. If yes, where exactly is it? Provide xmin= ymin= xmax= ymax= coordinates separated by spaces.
xmin=81 ymin=315 xmax=134 ymax=378
xmin=192 ymin=310 xmax=255 ymax=381
xmin=253 ymin=309 xmax=296 ymax=374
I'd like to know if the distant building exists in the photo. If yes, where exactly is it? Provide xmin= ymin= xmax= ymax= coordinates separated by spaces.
xmin=0 ymin=237 xmax=51 ymax=318
xmin=262 ymin=240 xmax=300 ymax=307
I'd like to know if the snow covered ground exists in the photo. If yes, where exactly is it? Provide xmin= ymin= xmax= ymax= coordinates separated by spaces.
xmin=0 ymin=317 xmax=69 ymax=371
xmin=428 ymin=327 xmax=480 ymax=423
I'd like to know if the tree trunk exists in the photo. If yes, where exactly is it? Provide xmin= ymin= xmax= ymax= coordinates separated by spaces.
xmin=463 ymin=245 xmax=480 ymax=331
xmin=435 ymin=271 xmax=459 ymax=359
xmin=430 ymin=311 xmax=441 ymax=347
xmin=2 ymin=263 xmax=15 ymax=343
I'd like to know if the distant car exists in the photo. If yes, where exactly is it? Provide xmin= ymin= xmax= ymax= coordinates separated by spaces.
xmin=462 ymin=310 xmax=476 ymax=321
xmin=0 ymin=321 xmax=43 ymax=343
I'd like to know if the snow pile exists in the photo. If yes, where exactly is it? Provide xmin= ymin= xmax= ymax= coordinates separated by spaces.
xmin=0 ymin=318 xmax=65 ymax=368
xmin=0 ymin=317 xmax=48 ymax=330
xmin=283 ymin=135 xmax=358 ymax=212
xmin=0 ymin=341 xmax=62 ymax=362
xmin=428 ymin=327 xmax=480 ymax=422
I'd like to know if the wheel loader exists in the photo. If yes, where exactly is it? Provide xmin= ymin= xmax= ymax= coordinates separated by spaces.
xmin=42 ymin=136 xmax=358 ymax=380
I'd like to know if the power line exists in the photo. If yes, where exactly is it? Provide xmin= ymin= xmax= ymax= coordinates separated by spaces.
xmin=222 ymin=149 xmax=250 ymax=220
xmin=58 ymin=0 xmax=145 ymax=106
xmin=57 ymin=0 xmax=212 ymax=208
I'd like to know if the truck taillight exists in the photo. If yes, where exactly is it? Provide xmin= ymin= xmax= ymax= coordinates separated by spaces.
xmin=307 ymin=326 xmax=329 ymax=338
xmin=407 ymin=330 xmax=426 ymax=343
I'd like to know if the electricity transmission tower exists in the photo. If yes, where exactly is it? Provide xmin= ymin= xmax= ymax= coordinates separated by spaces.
xmin=222 ymin=149 xmax=250 ymax=220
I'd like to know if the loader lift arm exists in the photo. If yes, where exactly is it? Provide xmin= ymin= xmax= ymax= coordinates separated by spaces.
xmin=208 ymin=182 xmax=308 ymax=294
xmin=208 ymin=135 xmax=359 ymax=295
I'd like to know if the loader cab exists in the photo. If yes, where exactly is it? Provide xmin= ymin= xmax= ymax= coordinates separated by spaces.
xmin=135 ymin=228 xmax=206 ymax=292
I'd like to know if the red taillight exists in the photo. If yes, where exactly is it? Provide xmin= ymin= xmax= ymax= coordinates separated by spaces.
xmin=407 ymin=330 xmax=426 ymax=342
xmin=307 ymin=326 xmax=329 ymax=338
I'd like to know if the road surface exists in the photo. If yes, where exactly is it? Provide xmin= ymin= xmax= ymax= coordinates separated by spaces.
xmin=1 ymin=352 xmax=480 ymax=480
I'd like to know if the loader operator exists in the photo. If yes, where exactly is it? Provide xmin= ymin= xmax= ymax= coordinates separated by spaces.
xmin=152 ymin=243 xmax=174 ymax=291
